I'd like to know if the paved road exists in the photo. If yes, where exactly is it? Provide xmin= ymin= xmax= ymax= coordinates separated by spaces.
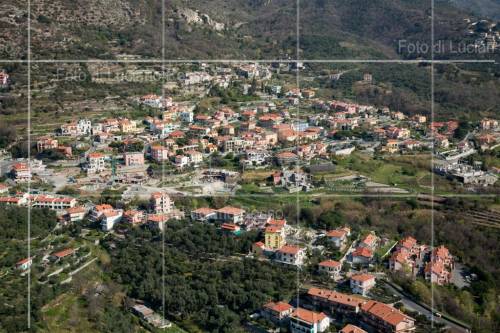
xmin=382 ymin=281 xmax=470 ymax=333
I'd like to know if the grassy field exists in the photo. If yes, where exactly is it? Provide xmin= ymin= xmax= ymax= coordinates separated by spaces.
xmin=41 ymin=293 xmax=99 ymax=333
xmin=329 ymin=152 xmax=435 ymax=193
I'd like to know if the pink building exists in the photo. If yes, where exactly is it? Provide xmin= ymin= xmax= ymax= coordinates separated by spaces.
xmin=37 ymin=137 xmax=58 ymax=152
xmin=124 ymin=152 xmax=145 ymax=166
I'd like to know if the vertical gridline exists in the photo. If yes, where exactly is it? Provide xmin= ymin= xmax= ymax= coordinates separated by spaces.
xmin=162 ymin=0 xmax=166 ymax=324
xmin=295 ymin=0 xmax=301 ymax=311
xmin=27 ymin=0 xmax=32 ymax=329
xmin=430 ymin=0 xmax=436 ymax=329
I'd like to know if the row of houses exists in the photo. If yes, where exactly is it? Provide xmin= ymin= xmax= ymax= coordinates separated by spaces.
xmin=0 ymin=192 xmax=77 ymax=210
xmin=262 ymin=286 xmax=415 ymax=333
xmin=389 ymin=236 xmax=455 ymax=285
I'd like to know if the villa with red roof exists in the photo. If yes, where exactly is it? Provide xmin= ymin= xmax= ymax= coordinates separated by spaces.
xmin=64 ymin=206 xmax=86 ymax=223
xmin=318 ymin=260 xmax=342 ymax=278
xmin=215 ymin=206 xmax=245 ymax=224
xmin=16 ymin=257 xmax=33 ymax=271
xmin=327 ymin=227 xmax=350 ymax=250
xmin=359 ymin=233 xmax=378 ymax=250
xmin=425 ymin=260 xmax=451 ymax=285
xmin=290 ymin=308 xmax=330 ymax=333
xmin=191 ymin=207 xmax=217 ymax=221
xmin=52 ymin=248 xmax=75 ymax=260
xmin=275 ymin=245 xmax=305 ymax=266
xmin=432 ymin=245 xmax=454 ymax=269
xmin=350 ymin=274 xmax=376 ymax=296
xmin=261 ymin=301 xmax=294 ymax=323
xmin=352 ymin=247 xmax=374 ymax=265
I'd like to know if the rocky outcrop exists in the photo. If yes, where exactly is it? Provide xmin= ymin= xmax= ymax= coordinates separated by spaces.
xmin=177 ymin=7 xmax=225 ymax=31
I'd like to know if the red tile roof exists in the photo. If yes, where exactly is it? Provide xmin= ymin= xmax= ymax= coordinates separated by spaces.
xmin=291 ymin=308 xmax=327 ymax=324
xmin=361 ymin=233 xmax=377 ymax=246
xmin=277 ymin=245 xmax=302 ymax=255
xmin=360 ymin=300 xmax=414 ymax=327
xmin=307 ymin=288 xmax=363 ymax=308
xmin=352 ymin=247 xmax=373 ymax=258
xmin=326 ymin=229 xmax=347 ymax=238
xmin=340 ymin=324 xmax=367 ymax=333
xmin=351 ymin=273 xmax=375 ymax=283
xmin=263 ymin=301 xmax=293 ymax=313
xmin=265 ymin=225 xmax=283 ymax=233
xmin=217 ymin=206 xmax=245 ymax=215
xmin=53 ymin=248 xmax=74 ymax=258
xmin=66 ymin=206 xmax=85 ymax=214
xmin=319 ymin=260 xmax=341 ymax=268
xmin=399 ymin=236 xmax=417 ymax=249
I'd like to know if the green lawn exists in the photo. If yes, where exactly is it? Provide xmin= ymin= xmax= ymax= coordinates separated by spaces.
xmin=332 ymin=152 xmax=434 ymax=193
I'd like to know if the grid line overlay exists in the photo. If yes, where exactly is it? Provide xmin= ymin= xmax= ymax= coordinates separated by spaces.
xmin=27 ymin=0 xmax=32 ymax=328
xmin=161 ymin=0 xmax=167 ymax=323
xmin=431 ymin=0 xmax=436 ymax=328
xmin=19 ymin=0 xmax=496 ymax=331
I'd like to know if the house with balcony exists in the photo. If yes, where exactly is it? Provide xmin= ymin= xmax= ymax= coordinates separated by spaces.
xmin=275 ymin=245 xmax=305 ymax=266
xmin=318 ymin=260 xmax=342 ymax=278
xmin=290 ymin=308 xmax=330 ymax=333
xmin=350 ymin=274 xmax=376 ymax=296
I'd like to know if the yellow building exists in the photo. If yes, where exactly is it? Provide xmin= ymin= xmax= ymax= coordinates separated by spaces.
xmin=119 ymin=119 xmax=137 ymax=133
xmin=383 ymin=139 xmax=399 ymax=154
xmin=265 ymin=225 xmax=285 ymax=250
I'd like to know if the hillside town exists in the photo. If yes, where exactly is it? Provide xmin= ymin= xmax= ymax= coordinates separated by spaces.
xmin=0 ymin=63 xmax=498 ymax=200
xmin=0 ymin=61 xmax=496 ymax=333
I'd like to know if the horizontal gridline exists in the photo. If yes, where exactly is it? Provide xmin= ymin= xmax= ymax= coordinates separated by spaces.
xmin=52 ymin=194 xmax=500 ymax=198
xmin=1 ymin=59 xmax=496 ymax=64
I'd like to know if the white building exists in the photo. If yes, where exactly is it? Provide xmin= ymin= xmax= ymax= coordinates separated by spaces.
xmin=101 ymin=209 xmax=123 ymax=231
xmin=318 ymin=260 xmax=342 ymax=278
xmin=290 ymin=308 xmax=330 ymax=333
xmin=350 ymin=274 xmax=376 ymax=296
xmin=216 ymin=206 xmax=245 ymax=224
xmin=150 ymin=192 xmax=173 ymax=214
xmin=186 ymin=151 xmax=203 ymax=165
xmin=86 ymin=153 xmax=106 ymax=174
xmin=275 ymin=245 xmax=305 ymax=266
xmin=174 ymin=155 xmax=190 ymax=169
xmin=327 ymin=227 xmax=350 ymax=250
xmin=31 ymin=195 xmax=77 ymax=211
xmin=77 ymin=119 xmax=92 ymax=135
xmin=89 ymin=204 xmax=114 ymax=222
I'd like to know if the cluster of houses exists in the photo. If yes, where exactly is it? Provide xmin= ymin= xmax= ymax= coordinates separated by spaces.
xmin=23 ymin=66 xmax=427 ymax=184
xmin=90 ymin=192 xmax=183 ymax=231
xmin=389 ymin=236 xmax=455 ymax=286
xmin=466 ymin=19 xmax=500 ymax=51
xmin=16 ymin=247 xmax=78 ymax=273
xmin=261 ymin=285 xmax=415 ymax=333
xmin=0 ymin=187 xmax=183 ymax=232
xmin=0 ymin=192 xmax=77 ymax=210
xmin=1 ymin=61 xmax=495 ymax=198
